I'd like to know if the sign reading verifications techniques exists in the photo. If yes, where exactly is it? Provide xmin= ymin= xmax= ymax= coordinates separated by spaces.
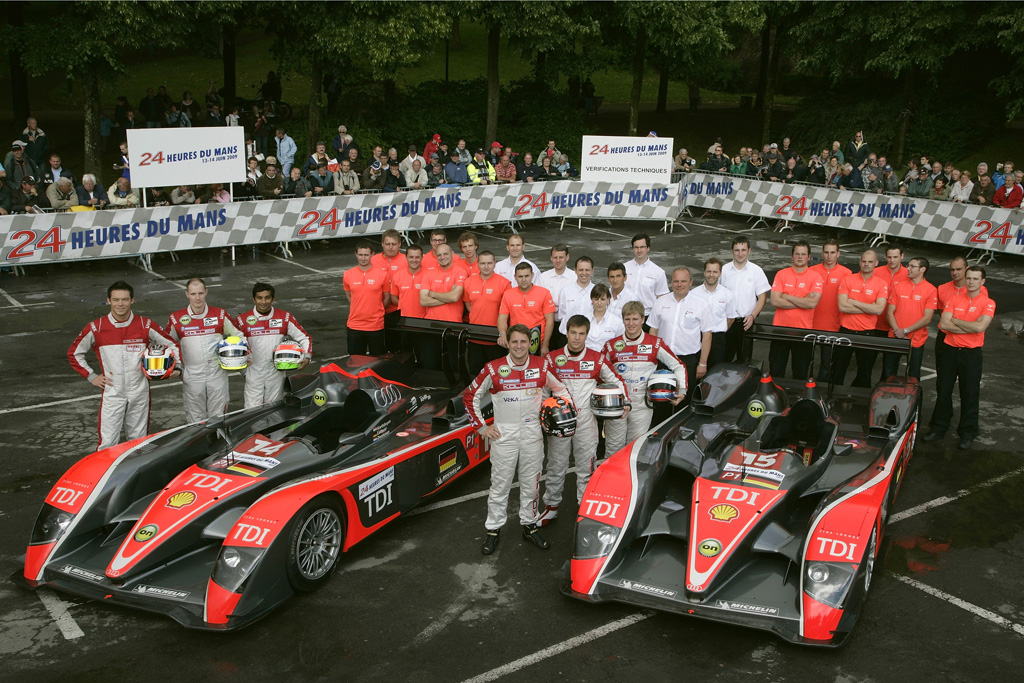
xmin=580 ymin=135 xmax=674 ymax=184
xmin=127 ymin=127 xmax=246 ymax=188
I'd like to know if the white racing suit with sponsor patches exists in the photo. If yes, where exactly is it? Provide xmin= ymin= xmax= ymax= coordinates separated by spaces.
xmin=602 ymin=332 xmax=688 ymax=457
xmin=68 ymin=313 xmax=181 ymax=450
xmin=167 ymin=305 xmax=245 ymax=423
xmin=465 ymin=354 xmax=571 ymax=530
xmin=234 ymin=307 xmax=312 ymax=408
xmin=543 ymin=347 xmax=626 ymax=507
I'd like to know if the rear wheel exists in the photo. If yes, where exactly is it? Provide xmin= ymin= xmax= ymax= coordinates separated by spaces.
xmin=286 ymin=496 xmax=344 ymax=592
xmin=864 ymin=526 xmax=878 ymax=593
xmin=276 ymin=101 xmax=292 ymax=121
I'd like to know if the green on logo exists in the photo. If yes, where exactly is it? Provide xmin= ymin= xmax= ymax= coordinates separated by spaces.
xmin=179 ymin=315 xmax=192 ymax=325
xmin=134 ymin=524 xmax=159 ymax=543
xmin=698 ymin=538 xmax=722 ymax=557
xmin=555 ymin=355 xmax=568 ymax=367
xmin=246 ymin=315 xmax=258 ymax=325
xmin=498 ymin=365 xmax=512 ymax=378
xmin=529 ymin=327 xmax=541 ymax=354
xmin=313 ymin=389 xmax=328 ymax=406
xmin=614 ymin=340 xmax=625 ymax=351
xmin=747 ymin=400 xmax=766 ymax=419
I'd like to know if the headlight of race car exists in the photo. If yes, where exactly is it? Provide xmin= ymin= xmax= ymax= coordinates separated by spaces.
xmin=804 ymin=561 xmax=857 ymax=609
xmin=212 ymin=546 xmax=265 ymax=593
xmin=573 ymin=517 xmax=620 ymax=560
xmin=30 ymin=504 xmax=75 ymax=545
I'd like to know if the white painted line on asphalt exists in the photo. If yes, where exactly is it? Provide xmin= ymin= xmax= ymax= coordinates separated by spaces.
xmin=0 ymin=300 xmax=54 ymax=311
xmin=576 ymin=225 xmax=626 ymax=238
xmin=894 ymin=575 xmax=1024 ymax=637
xmin=412 ymin=562 xmax=493 ymax=646
xmin=0 ymin=381 xmax=182 ymax=414
xmin=406 ymin=468 xmax=576 ymax=517
xmin=460 ymin=611 xmax=654 ymax=683
xmin=0 ymin=287 xmax=27 ymax=312
xmin=37 ymin=588 xmax=85 ymax=640
xmin=467 ymin=230 xmax=548 ymax=252
xmin=266 ymin=253 xmax=328 ymax=274
xmin=890 ymin=465 xmax=1024 ymax=524
xmin=677 ymin=220 xmax=747 ymax=235
xmin=138 ymin=265 xmax=186 ymax=289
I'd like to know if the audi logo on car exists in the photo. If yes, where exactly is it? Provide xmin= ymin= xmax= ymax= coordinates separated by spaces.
xmin=373 ymin=384 xmax=402 ymax=407
xmin=802 ymin=334 xmax=852 ymax=346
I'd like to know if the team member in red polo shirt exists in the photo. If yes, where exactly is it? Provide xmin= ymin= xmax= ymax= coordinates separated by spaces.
xmin=832 ymin=249 xmax=889 ymax=387
xmin=810 ymin=239 xmax=852 ymax=382
xmin=421 ymin=229 xmax=464 ymax=271
xmin=419 ymin=243 xmax=467 ymax=369
xmin=458 ymin=231 xmax=481 ymax=277
xmin=874 ymin=243 xmax=909 ymax=334
xmin=935 ymin=256 xmax=989 ymax=367
xmin=924 ymin=266 xmax=996 ymax=450
xmin=463 ymin=250 xmax=511 ymax=372
xmin=389 ymin=244 xmax=427 ymax=319
xmin=343 ymin=241 xmax=390 ymax=355
xmin=498 ymin=263 xmax=557 ymax=356
xmin=371 ymin=228 xmax=407 ymax=352
xmin=769 ymin=241 xmax=823 ymax=379
xmin=884 ymin=257 xmax=938 ymax=380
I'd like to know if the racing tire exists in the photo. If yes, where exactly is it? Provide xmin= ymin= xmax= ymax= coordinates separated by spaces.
xmin=276 ymin=102 xmax=292 ymax=121
xmin=863 ymin=526 xmax=878 ymax=593
xmin=286 ymin=495 xmax=344 ymax=593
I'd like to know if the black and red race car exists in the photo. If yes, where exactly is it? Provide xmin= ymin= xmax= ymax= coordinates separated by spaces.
xmin=564 ymin=326 xmax=920 ymax=647
xmin=13 ymin=320 xmax=497 ymax=630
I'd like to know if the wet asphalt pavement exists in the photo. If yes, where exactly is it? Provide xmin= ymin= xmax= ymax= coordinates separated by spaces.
xmin=1 ymin=212 xmax=1022 ymax=682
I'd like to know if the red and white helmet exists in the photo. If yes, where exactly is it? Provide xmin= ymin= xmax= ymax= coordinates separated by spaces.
xmin=274 ymin=342 xmax=305 ymax=370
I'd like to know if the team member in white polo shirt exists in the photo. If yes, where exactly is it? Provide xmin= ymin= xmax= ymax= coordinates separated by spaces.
xmin=606 ymin=261 xmax=640 ymax=320
xmin=648 ymin=267 xmax=712 ymax=400
xmin=720 ymin=235 xmax=770 ymax=362
xmin=624 ymin=233 xmax=669 ymax=323
xmin=689 ymin=257 xmax=736 ymax=370
xmin=579 ymin=284 xmax=624 ymax=351
xmin=494 ymin=233 xmax=542 ymax=283
xmin=539 ymin=243 xmax=574 ymax=349
xmin=556 ymin=256 xmax=595 ymax=334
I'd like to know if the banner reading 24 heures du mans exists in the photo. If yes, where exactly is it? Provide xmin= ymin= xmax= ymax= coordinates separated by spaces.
xmin=0 ymin=180 xmax=679 ymax=265
xmin=682 ymin=171 xmax=1024 ymax=255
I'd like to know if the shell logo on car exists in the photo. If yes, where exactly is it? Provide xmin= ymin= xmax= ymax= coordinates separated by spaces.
xmin=166 ymin=490 xmax=197 ymax=509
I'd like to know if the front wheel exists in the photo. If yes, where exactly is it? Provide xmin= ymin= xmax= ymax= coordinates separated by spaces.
xmin=275 ymin=101 xmax=292 ymax=121
xmin=286 ymin=495 xmax=344 ymax=592
xmin=863 ymin=526 xmax=878 ymax=593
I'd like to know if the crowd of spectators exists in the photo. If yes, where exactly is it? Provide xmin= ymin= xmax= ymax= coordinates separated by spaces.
xmin=677 ymin=131 xmax=1022 ymax=209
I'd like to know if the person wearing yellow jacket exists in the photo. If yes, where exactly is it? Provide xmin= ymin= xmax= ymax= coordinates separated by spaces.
xmin=467 ymin=148 xmax=496 ymax=185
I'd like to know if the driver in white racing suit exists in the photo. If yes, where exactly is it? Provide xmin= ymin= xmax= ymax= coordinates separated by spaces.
xmin=234 ymin=282 xmax=312 ymax=408
xmin=465 ymin=324 xmax=572 ymax=555
xmin=167 ymin=277 xmax=245 ymax=422
xmin=602 ymin=300 xmax=687 ymax=458
xmin=539 ymin=314 xmax=627 ymax=526
xmin=68 ymin=280 xmax=180 ymax=450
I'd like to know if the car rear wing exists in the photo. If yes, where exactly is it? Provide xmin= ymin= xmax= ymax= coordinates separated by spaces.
xmin=387 ymin=316 xmax=502 ymax=387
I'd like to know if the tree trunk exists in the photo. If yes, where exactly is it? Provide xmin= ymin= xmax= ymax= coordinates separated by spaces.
xmin=383 ymin=79 xmax=396 ymax=108
xmin=893 ymin=68 xmax=915 ymax=168
xmin=308 ymin=59 xmax=323 ymax=155
xmin=754 ymin=20 xmax=771 ymax=111
xmin=760 ymin=24 xmax=779 ymax=146
xmin=82 ymin=70 xmax=102 ymax=182
xmin=6 ymin=1 xmax=29 ymax=122
xmin=222 ymin=23 xmax=237 ymax=111
xmin=451 ymin=16 xmax=461 ymax=48
xmin=656 ymin=66 xmax=668 ymax=114
xmin=485 ymin=26 xmax=500 ymax=146
xmin=628 ymin=27 xmax=646 ymax=137
xmin=535 ymin=51 xmax=547 ymax=86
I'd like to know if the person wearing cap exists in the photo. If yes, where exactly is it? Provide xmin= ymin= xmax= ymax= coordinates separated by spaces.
xmin=333 ymin=158 xmax=360 ymax=195
xmin=864 ymin=167 xmax=883 ymax=193
xmin=495 ymin=152 xmax=517 ymax=183
xmin=445 ymin=150 xmax=469 ymax=185
xmin=436 ymin=139 xmax=451 ymax=163
xmin=906 ymin=167 xmax=933 ymax=197
xmin=257 ymin=162 xmax=285 ymax=199
xmin=399 ymin=144 xmax=425 ymax=177
xmin=107 ymin=177 xmax=139 ymax=208
xmin=763 ymin=146 xmax=786 ymax=181
xmin=467 ymin=148 xmax=496 ymax=185
xmin=383 ymin=159 xmax=408 ymax=192
xmin=46 ymin=177 xmax=80 ymax=210
xmin=487 ymin=141 xmax=503 ymax=166
xmin=405 ymin=158 xmax=428 ymax=189
xmin=4 ymin=140 xmax=41 ymax=191
xmin=426 ymin=156 xmax=448 ymax=188
xmin=12 ymin=175 xmax=44 ymax=214
xmin=301 ymin=140 xmax=331 ymax=176
xmin=423 ymin=133 xmax=442 ymax=162
xmin=361 ymin=158 xmax=386 ymax=190
xmin=879 ymin=164 xmax=899 ymax=193
xmin=647 ymin=131 xmax=658 ymax=138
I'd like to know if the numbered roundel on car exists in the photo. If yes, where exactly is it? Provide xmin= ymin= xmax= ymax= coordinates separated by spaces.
xmin=218 ymin=336 xmax=249 ymax=370
xmin=540 ymin=396 xmax=576 ymax=437
xmin=646 ymin=369 xmax=678 ymax=402
xmin=591 ymin=383 xmax=626 ymax=418
xmin=142 ymin=344 xmax=176 ymax=380
xmin=274 ymin=341 xmax=304 ymax=370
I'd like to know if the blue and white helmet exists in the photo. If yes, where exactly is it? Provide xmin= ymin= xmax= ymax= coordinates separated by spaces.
xmin=646 ymin=369 xmax=678 ymax=402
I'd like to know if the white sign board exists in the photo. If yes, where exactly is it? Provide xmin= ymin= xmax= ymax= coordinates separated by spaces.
xmin=126 ymin=127 xmax=246 ymax=188
xmin=580 ymin=135 xmax=674 ymax=184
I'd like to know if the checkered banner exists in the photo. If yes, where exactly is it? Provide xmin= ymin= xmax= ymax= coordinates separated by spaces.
xmin=0 ymin=180 xmax=679 ymax=265
xmin=680 ymin=171 xmax=1024 ymax=255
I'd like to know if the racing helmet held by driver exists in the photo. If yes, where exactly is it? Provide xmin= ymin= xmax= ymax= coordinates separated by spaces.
xmin=591 ymin=383 xmax=626 ymax=418
xmin=646 ymin=369 xmax=678 ymax=402
xmin=274 ymin=341 xmax=304 ymax=370
xmin=218 ymin=336 xmax=249 ymax=370
xmin=540 ymin=396 xmax=577 ymax=437
xmin=142 ymin=344 xmax=176 ymax=380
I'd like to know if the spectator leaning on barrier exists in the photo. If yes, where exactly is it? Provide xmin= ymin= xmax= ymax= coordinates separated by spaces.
xmin=146 ymin=186 xmax=170 ymax=206
xmin=285 ymin=167 xmax=313 ymax=197
xmin=405 ymin=159 xmax=428 ymax=189
xmin=468 ymin=148 xmax=496 ymax=185
xmin=362 ymin=159 xmax=385 ymax=190
xmin=427 ymin=157 xmax=447 ymax=187
xmin=399 ymin=144 xmax=426 ymax=177
xmin=171 ymin=184 xmax=195 ymax=205
xmin=108 ymin=177 xmax=139 ymax=208
xmin=495 ymin=153 xmax=517 ymax=182
xmin=929 ymin=177 xmax=950 ymax=201
xmin=257 ymin=162 xmax=284 ymax=199
xmin=446 ymin=151 xmax=469 ymax=185
xmin=383 ymin=160 xmax=408 ymax=192
xmin=46 ymin=177 xmax=79 ymax=210
xmin=993 ymin=174 xmax=1022 ymax=208
xmin=334 ymin=159 xmax=360 ymax=195
xmin=77 ymin=174 xmax=108 ymax=208
xmin=906 ymin=167 xmax=933 ymax=197
xmin=12 ymin=175 xmax=44 ymax=214
xmin=517 ymin=152 xmax=539 ymax=183
xmin=970 ymin=174 xmax=995 ymax=205
xmin=556 ymin=154 xmax=577 ymax=178
xmin=309 ymin=160 xmax=334 ymax=195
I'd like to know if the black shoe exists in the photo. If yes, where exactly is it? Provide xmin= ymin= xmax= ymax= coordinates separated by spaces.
xmin=958 ymin=437 xmax=974 ymax=450
xmin=522 ymin=523 xmax=550 ymax=550
xmin=922 ymin=431 xmax=945 ymax=443
xmin=481 ymin=529 xmax=500 ymax=555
